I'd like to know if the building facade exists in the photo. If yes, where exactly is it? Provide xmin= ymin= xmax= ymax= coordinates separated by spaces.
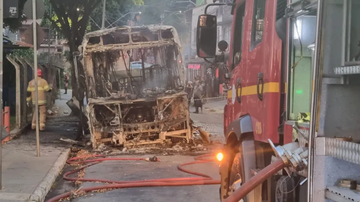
xmin=185 ymin=0 xmax=232 ymax=97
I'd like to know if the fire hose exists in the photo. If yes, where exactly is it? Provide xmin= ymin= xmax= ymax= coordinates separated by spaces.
xmin=45 ymin=154 xmax=221 ymax=202
xmin=223 ymin=158 xmax=286 ymax=202
xmin=46 ymin=153 xmax=289 ymax=202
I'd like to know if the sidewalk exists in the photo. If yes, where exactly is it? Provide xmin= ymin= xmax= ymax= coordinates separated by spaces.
xmin=203 ymin=99 xmax=226 ymax=114
xmin=0 ymin=90 xmax=78 ymax=202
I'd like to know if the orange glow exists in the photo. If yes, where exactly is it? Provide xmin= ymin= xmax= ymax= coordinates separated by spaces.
xmin=216 ymin=152 xmax=223 ymax=162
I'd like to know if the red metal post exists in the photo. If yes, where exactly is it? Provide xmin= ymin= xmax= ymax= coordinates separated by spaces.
xmin=3 ymin=106 xmax=10 ymax=133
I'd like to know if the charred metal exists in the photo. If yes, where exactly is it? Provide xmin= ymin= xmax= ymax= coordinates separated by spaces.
xmin=81 ymin=25 xmax=191 ymax=148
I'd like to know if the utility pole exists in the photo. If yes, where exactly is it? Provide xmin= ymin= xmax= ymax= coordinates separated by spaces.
xmin=32 ymin=0 xmax=40 ymax=157
xmin=101 ymin=0 xmax=106 ymax=29
xmin=72 ymin=53 xmax=84 ymax=137
xmin=160 ymin=14 xmax=164 ymax=25
xmin=0 ymin=0 xmax=4 ymax=189
xmin=48 ymin=5 xmax=51 ymax=66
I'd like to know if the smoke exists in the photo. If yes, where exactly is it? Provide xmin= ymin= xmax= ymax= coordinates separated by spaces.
xmin=142 ymin=69 xmax=169 ymax=90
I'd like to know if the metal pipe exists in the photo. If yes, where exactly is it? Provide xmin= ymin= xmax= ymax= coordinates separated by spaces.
xmin=17 ymin=58 xmax=28 ymax=126
xmin=33 ymin=0 xmax=40 ymax=157
xmin=101 ymin=0 xmax=106 ymax=29
xmin=73 ymin=53 xmax=84 ymax=137
xmin=6 ymin=56 xmax=21 ymax=129
xmin=223 ymin=159 xmax=285 ymax=202
xmin=341 ymin=0 xmax=348 ymax=65
xmin=285 ymin=16 xmax=291 ymax=120
xmin=0 ymin=0 xmax=4 ymax=188
xmin=346 ymin=0 xmax=352 ymax=61
xmin=141 ymin=52 xmax=146 ymax=82
xmin=48 ymin=5 xmax=52 ymax=65
xmin=58 ymin=69 xmax=61 ymax=100
xmin=307 ymin=0 xmax=324 ymax=201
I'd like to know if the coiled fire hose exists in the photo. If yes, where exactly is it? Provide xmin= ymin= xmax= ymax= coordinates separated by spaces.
xmin=46 ymin=154 xmax=221 ymax=202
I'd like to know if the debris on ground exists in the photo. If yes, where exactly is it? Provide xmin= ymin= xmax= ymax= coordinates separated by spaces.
xmin=193 ymin=126 xmax=211 ymax=144
xmin=172 ymin=144 xmax=183 ymax=152
xmin=61 ymin=121 xmax=219 ymax=156
xmin=47 ymin=109 xmax=55 ymax=115
xmin=60 ymin=138 xmax=86 ymax=147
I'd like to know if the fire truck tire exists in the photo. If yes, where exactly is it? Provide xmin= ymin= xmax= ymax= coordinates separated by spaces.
xmin=275 ymin=176 xmax=296 ymax=202
xmin=222 ymin=137 xmax=261 ymax=202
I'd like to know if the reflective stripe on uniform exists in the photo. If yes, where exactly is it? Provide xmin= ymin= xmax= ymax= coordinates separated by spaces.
xmin=297 ymin=112 xmax=310 ymax=123
xmin=27 ymin=87 xmax=46 ymax=92
xmin=32 ymin=100 xmax=47 ymax=105
xmin=43 ymin=85 xmax=50 ymax=91
xmin=26 ymin=97 xmax=32 ymax=101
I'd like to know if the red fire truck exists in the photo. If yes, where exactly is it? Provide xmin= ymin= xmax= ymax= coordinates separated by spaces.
xmin=197 ymin=0 xmax=360 ymax=202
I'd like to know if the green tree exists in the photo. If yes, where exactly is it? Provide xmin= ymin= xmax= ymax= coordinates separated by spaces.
xmin=11 ymin=49 xmax=34 ymax=60
xmin=43 ymin=0 xmax=139 ymax=100
xmin=43 ymin=0 xmax=104 ymax=100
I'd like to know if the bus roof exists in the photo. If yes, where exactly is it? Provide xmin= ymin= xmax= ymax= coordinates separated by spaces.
xmin=82 ymin=25 xmax=182 ymax=54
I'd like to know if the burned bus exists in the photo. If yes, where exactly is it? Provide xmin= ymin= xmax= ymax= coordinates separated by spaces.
xmin=81 ymin=25 xmax=191 ymax=148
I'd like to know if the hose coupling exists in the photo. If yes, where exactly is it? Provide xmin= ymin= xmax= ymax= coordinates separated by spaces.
xmin=146 ymin=156 xmax=159 ymax=162
xmin=268 ymin=139 xmax=308 ymax=176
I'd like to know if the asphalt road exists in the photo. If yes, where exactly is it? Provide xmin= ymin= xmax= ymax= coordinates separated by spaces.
xmin=45 ymin=95 xmax=226 ymax=202
xmin=46 ymin=155 xmax=221 ymax=202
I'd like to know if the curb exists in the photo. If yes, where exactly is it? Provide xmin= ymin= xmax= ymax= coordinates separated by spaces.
xmin=29 ymin=148 xmax=71 ymax=202
xmin=2 ymin=124 xmax=30 ymax=145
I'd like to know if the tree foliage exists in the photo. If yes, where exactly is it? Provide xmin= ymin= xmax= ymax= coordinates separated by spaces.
xmin=43 ymin=0 xmax=138 ymax=99
xmin=45 ymin=0 xmax=102 ymax=48
xmin=43 ymin=0 xmax=103 ymax=98
xmin=11 ymin=48 xmax=34 ymax=59
xmin=41 ymin=0 xmax=192 ymax=99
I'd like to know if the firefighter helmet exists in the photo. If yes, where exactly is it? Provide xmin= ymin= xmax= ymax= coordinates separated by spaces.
xmin=37 ymin=69 xmax=43 ymax=77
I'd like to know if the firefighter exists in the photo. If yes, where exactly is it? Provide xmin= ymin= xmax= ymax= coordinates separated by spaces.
xmin=193 ymin=80 xmax=203 ymax=113
xmin=64 ymin=72 xmax=69 ymax=94
xmin=26 ymin=69 xmax=52 ymax=131
xmin=185 ymin=81 xmax=193 ymax=109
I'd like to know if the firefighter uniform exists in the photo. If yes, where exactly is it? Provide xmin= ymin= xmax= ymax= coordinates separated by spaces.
xmin=26 ymin=69 xmax=51 ymax=131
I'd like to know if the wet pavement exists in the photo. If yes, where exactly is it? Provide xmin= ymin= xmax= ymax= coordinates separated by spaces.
xmin=45 ymin=155 xmax=221 ymax=202
xmin=10 ymin=89 xmax=78 ymax=147
xmin=45 ymin=98 xmax=226 ymax=202
xmin=0 ymin=90 xmax=79 ymax=201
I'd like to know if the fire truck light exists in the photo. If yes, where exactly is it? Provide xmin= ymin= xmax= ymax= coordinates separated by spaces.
xmin=296 ymin=89 xmax=303 ymax=94
xmin=216 ymin=152 xmax=223 ymax=162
